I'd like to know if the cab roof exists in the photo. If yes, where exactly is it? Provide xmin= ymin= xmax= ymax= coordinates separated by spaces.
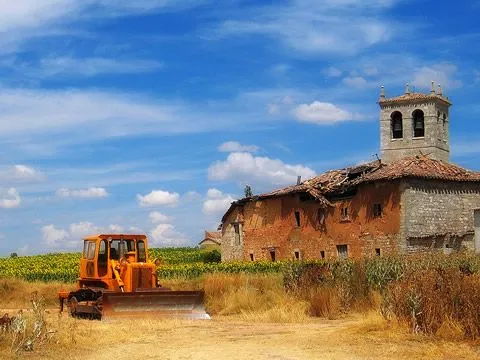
xmin=83 ymin=234 xmax=147 ymax=241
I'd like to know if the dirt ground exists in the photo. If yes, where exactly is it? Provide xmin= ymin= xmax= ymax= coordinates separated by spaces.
xmin=1 ymin=310 xmax=480 ymax=359
xmin=58 ymin=314 xmax=480 ymax=360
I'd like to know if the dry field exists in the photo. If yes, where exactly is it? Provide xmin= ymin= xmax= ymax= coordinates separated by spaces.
xmin=1 ymin=273 xmax=480 ymax=360
xmin=1 ymin=312 xmax=479 ymax=360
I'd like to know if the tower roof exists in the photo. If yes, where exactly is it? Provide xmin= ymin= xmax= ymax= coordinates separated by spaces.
xmin=378 ymin=92 xmax=451 ymax=107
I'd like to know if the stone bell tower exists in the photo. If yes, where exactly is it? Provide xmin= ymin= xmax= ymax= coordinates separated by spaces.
xmin=378 ymin=82 xmax=451 ymax=163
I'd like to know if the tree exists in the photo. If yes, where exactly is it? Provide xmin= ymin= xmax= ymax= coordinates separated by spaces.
xmin=244 ymin=185 xmax=253 ymax=198
xmin=10 ymin=252 xmax=18 ymax=258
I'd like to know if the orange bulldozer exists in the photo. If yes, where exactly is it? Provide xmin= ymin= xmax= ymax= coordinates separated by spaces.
xmin=58 ymin=234 xmax=209 ymax=320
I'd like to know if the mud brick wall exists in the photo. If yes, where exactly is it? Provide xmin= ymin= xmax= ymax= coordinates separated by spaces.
xmin=222 ymin=181 xmax=402 ymax=262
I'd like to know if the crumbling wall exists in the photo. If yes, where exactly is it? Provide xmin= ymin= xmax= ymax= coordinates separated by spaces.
xmin=222 ymin=181 xmax=403 ymax=261
xmin=220 ymin=207 xmax=245 ymax=261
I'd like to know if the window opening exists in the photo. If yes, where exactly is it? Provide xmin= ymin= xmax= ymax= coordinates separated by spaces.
xmin=341 ymin=207 xmax=349 ymax=220
xmin=320 ymin=250 xmax=325 ymax=259
xmin=413 ymin=109 xmax=425 ymax=138
xmin=110 ymin=239 xmax=135 ymax=260
xmin=337 ymin=244 xmax=348 ymax=259
xmin=294 ymin=251 xmax=300 ymax=260
xmin=270 ymin=250 xmax=276 ymax=262
xmin=373 ymin=203 xmax=382 ymax=218
xmin=87 ymin=242 xmax=96 ymax=260
xmin=83 ymin=240 xmax=89 ymax=258
xmin=391 ymin=111 xmax=403 ymax=139
xmin=98 ymin=240 xmax=108 ymax=277
xmin=233 ymin=223 xmax=241 ymax=245
xmin=137 ymin=240 xmax=146 ymax=263
xmin=443 ymin=113 xmax=447 ymax=140
xmin=249 ymin=253 xmax=254 ymax=261
xmin=375 ymin=248 xmax=381 ymax=257
xmin=294 ymin=211 xmax=301 ymax=227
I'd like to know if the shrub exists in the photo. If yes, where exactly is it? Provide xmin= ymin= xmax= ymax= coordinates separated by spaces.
xmin=387 ymin=267 xmax=480 ymax=339
xmin=200 ymin=250 xmax=221 ymax=264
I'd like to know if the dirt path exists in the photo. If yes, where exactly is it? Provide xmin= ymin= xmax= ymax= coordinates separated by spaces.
xmin=71 ymin=316 xmax=479 ymax=360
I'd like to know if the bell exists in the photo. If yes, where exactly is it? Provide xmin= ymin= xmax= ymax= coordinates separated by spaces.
xmin=414 ymin=119 xmax=424 ymax=130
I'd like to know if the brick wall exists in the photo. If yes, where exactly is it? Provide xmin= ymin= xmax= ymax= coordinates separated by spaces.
xmin=221 ymin=181 xmax=403 ymax=261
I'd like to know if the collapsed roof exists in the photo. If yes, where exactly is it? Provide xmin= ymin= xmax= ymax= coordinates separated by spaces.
xmin=222 ymin=155 xmax=480 ymax=222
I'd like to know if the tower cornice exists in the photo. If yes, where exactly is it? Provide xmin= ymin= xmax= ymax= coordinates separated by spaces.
xmin=378 ymin=93 xmax=451 ymax=108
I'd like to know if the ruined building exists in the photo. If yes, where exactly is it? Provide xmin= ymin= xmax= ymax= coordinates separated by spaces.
xmin=221 ymin=84 xmax=480 ymax=261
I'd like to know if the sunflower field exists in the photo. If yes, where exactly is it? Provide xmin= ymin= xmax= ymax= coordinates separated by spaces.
xmin=1 ymin=248 xmax=480 ymax=289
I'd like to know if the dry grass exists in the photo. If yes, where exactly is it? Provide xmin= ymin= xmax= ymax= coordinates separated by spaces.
xmin=0 ymin=278 xmax=479 ymax=359
xmin=2 ymin=311 xmax=479 ymax=360
xmin=388 ymin=268 xmax=480 ymax=339
xmin=163 ymin=273 xmax=312 ymax=322
xmin=0 ymin=278 xmax=74 ymax=309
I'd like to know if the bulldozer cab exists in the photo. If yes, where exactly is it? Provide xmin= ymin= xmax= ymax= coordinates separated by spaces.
xmin=80 ymin=234 xmax=149 ymax=283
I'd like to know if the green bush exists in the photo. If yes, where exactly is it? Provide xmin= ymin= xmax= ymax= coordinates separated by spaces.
xmin=200 ymin=250 xmax=221 ymax=263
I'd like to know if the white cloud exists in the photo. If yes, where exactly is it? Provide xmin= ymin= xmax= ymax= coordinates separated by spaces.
xmin=411 ymin=63 xmax=463 ymax=90
xmin=342 ymin=76 xmax=373 ymax=89
xmin=149 ymin=223 xmax=190 ymax=247
xmin=0 ymin=87 xmax=248 ymax=147
xmin=0 ymin=1 xmax=206 ymax=54
xmin=183 ymin=191 xmax=201 ymax=201
xmin=68 ymin=221 xmax=100 ymax=240
xmin=149 ymin=211 xmax=170 ymax=224
xmin=269 ymin=63 xmax=291 ymax=76
xmin=137 ymin=190 xmax=180 ymax=207
xmin=362 ymin=66 xmax=379 ymax=76
xmin=293 ymin=101 xmax=356 ymax=124
xmin=108 ymin=224 xmax=124 ymax=233
xmin=0 ymin=88 xmax=175 ymax=137
xmin=17 ymin=244 xmax=29 ymax=256
xmin=128 ymin=226 xmax=144 ymax=233
xmin=208 ymin=152 xmax=316 ymax=187
xmin=203 ymin=188 xmax=236 ymax=215
xmin=0 ymin=188 xmax=21 ymax=208
xmin=30 ymin=57 xmax=164 ymax=78
xmin=323 ymin=66 xmax=342 ymax=78
xmin=475 ymin=70 xmax=480 ymax=83
xmin=41 ymin=221 xmax=142 ymax=249
xmin=0 ymin=164 xmax=45 ymax=182
xmin=57 ymin=187 xmax=109 ymax=198
xmin=41 ymin=224 xmax=71 ymax=248
xmin=218 ymin=141 xmax=260 ymax=153
xmin=13 ymin=165 xmax=40 ymax=179
xmin=212 ymin=0 xmax=398 ymax=55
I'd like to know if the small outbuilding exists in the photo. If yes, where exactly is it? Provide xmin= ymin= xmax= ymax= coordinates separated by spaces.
xmin=198 ymin=231 xmax=221 ymax=250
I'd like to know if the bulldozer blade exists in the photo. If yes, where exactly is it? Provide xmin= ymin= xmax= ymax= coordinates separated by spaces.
xmin=102 ymin=290 xmax=210 ymax=320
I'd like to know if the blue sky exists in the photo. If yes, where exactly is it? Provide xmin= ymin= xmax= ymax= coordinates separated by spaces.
xmin=0 ymin=0 xmax=479 ymax=255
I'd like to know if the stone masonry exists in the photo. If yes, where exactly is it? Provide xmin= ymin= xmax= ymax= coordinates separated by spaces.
xmin=379 ymin=84 xmax=450 ymax=163
xmin=400 ymin=179 xmax=480 ymax=252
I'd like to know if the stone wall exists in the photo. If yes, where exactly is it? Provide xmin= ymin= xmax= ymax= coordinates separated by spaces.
xmin=401 ymin=179 xmax=480 ymax=252
xmin=221 ymin=207 xmax=245 ymax=261
xmin=221 ymin=181 xmax=403 ymax=261
xmin=380 ymin=100 xmax=450 ymax=163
